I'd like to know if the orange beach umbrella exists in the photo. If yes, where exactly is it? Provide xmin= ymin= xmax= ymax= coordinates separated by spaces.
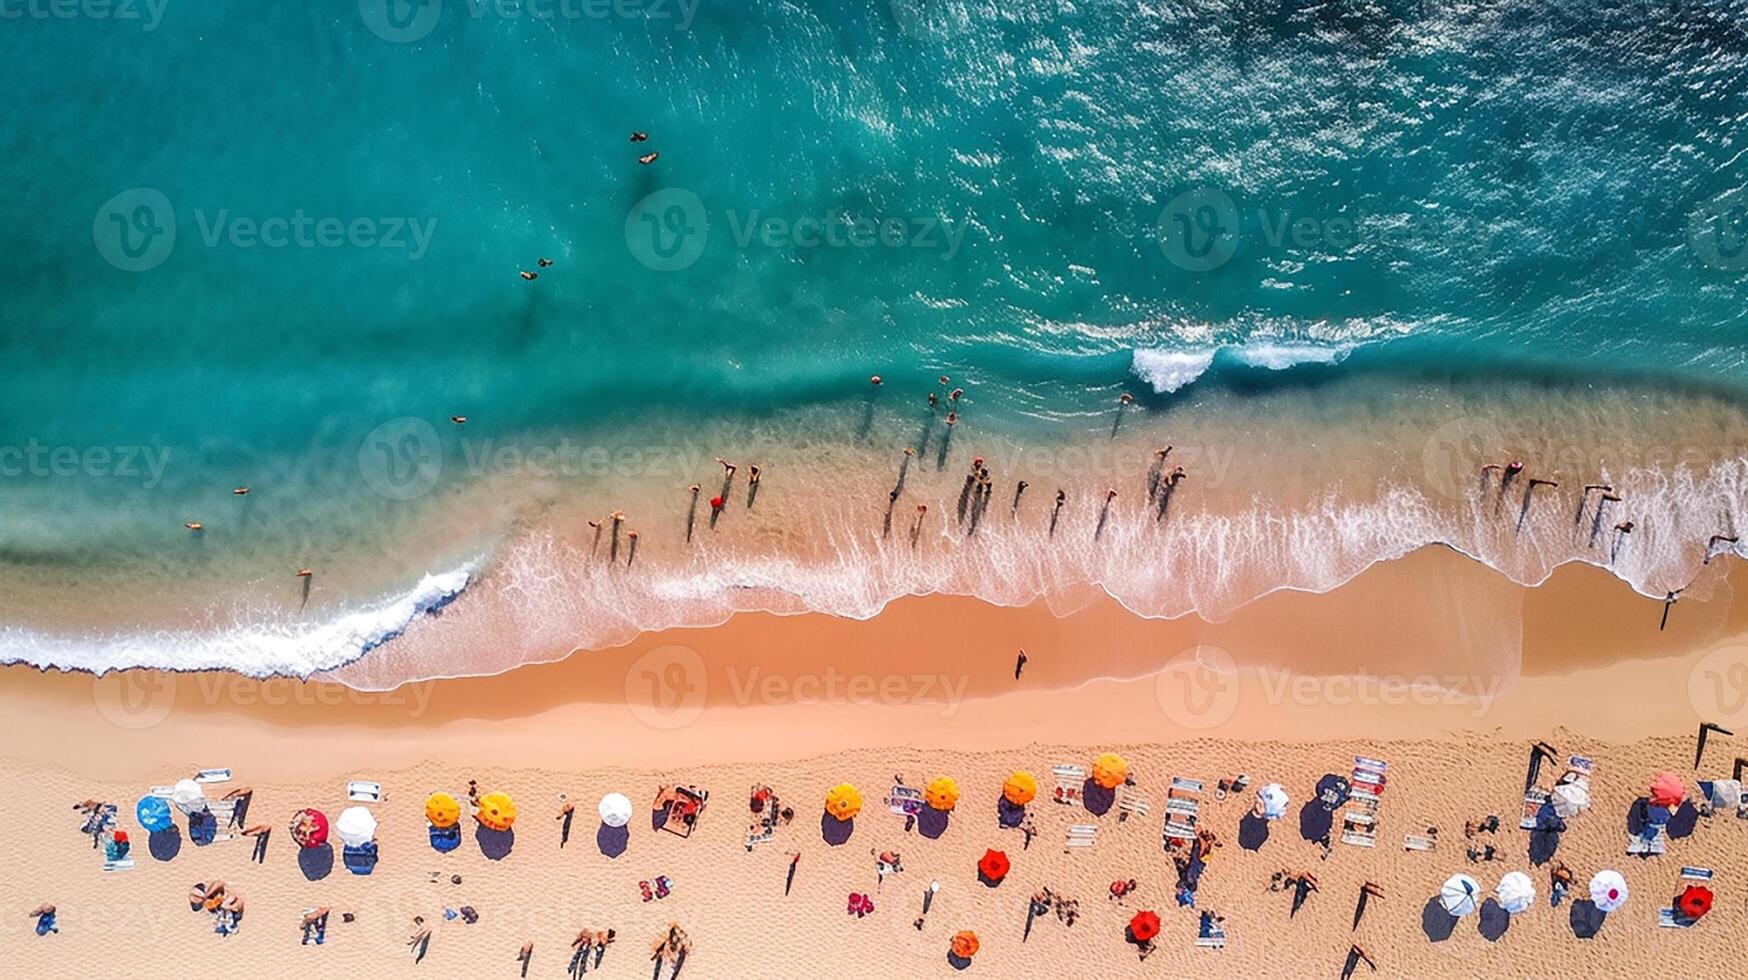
xmin=950 ymin=930 xmax=979 ymax=959
xmin=424 ymin=792 xmax=460 ymax=829
xmin=476 ymin=791 xmax=517 ymax=831
xmin=1002 ymin=771 xmax=1037 ymax=806
xmin=925 ymin=777 xmax=960 ymax=812
xmin=825 ymin=783 xmax=863 ymax=821
xmin=1092 ymin=753 xmax=1129 ymax=790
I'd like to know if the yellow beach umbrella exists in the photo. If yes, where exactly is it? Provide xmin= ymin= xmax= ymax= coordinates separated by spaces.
xmin=925 ymin=776 xmax=960 ymax=812
xmin=1002 ymin=771 xmax=1038 ymax=806
xmin=1092 ymin=752 xmax=1129 ymax=790
xmin=476 ymin=791 xmax=517 ymax=831
xmin=825 ymin=783 xmax=863 ymax=821
xmin=424 ymin=792 xmax=460 ymax=829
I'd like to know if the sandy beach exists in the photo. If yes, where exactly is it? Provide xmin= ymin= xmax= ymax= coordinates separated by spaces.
xmin=7 ymin=547 xmax=1748 ymax=978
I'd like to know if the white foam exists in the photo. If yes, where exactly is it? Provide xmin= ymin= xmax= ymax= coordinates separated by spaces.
xmin=1231 ymin=342 xmax=1353 ymax=371
xmin=1130 ymin=342 xmax=1354 ymax=394
xmin=1131 ymin=348 xmax=1217 ymax=393
xmin=0 ymin=565 xmax=473 ymax=678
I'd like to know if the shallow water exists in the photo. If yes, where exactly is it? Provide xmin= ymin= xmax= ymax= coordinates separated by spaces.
xmin=4 ymin=1 xmax=1748 ymax=681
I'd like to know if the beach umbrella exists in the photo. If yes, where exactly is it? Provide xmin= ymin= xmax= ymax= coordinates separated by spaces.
xmin=1496 ymin=871 xmax=1536 ymax=914
xmin=135 ymin=796 xmax=173 ymax=833
xmin=949 ymin=931 xmax=979 ymax=959
xmin=1678 ymin=885 xmax=1713 ymax=920
xmin=976 ymin=849 xmax=1009 ymax=885
xmin=1650 ymin=771 xmax=1685 ymax=808
xmin=1439 ymin=874 xmax=1481 ymax=917
xmin=476 ymin=791 xmax=517 ymax=831
xmin=170 ymin=779 xmax=208 ymax=815
xmin=1002 ymin=771 xmax=1037 ymax=807
xmin=336 ymin=806 xmax=377 ymax=847
xmin=924 ymin=777 xmax=960 ymax=812
xmin=1589 ymin=870 xmax=1628 ymax=913
xmin=1257 ymin=783 xmax=1290 ymax=819
xmin=1551 ymin=781 xmax=1589 ymax=817
xmin=424 ymin=792 xmax=460 ymax=829
xmin=825 ymin=783 xmax=862 ymax=821
xmin=1091 ymin=753 xmax=1128 ymax=790
xmin=289 ymin=808 xmax=329 ymax=848
xmin=1127 ymin=910 xmax=1161 ymax=943
xmin=1315 ymin=773 xmax=1351 ymax=809
xmin=599 ymin=793 xmax=632 ymax=828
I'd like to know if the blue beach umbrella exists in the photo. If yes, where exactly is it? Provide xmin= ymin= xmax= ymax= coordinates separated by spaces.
xmin=136 ymin=796 xmax=173 ymax=833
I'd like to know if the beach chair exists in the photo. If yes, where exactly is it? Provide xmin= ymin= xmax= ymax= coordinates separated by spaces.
xmin=1403 ymin=834 xmax=1436 ymax=852
xmin=347 ymin=780 xmax=383 ymax=803
xmin=147 ymin=785 xmax=174 ymax=799
xmin=1194 ymin=922 xmax=1227 ymax=950
xmin=1340 ymin=812 xmax=1377 ymax=847
xmin=660 ymin=786 xmax=708 ymax=839
xmin=1681 ymin=866 xmax=1715 ymax=881
xmin=1162 ymin=777 xmax=1202 ymax=846
xmin=205 ymin=798 xmax=240 ymax=843
xmin=744 ymin=827 xmax=776 ymax=850
xmin=1658 ymin=908 xmax=1699 ymax=928
xmin=1626 ymin=828 xmax=1667 ymax=856
xmin=1117 ymin=787 xmax=1151 ymax=823
xmin=1064 ymin=824 xmax=1098 ymax=851
xmin=884 ymin=785 xmax=924 ymax=817
xmin=102 ymin=857 xmax=136 ymax=872
xmin=194 ymin=768 xmax=232 ymax=784
xmin=1051 ymin=765 xmax=1087 ymax=806
xmin=1519 ymin=788 xmax=1550 ymax=830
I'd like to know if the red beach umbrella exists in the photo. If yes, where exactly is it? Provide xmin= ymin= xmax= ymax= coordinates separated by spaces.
xmin=977 ymin=849 xmax=1010 ymax=884
xmin=1649 ymin=771 xmax=1685 ymax=808
xmin=289 ymin=808 xmax=329 ymax=849
xmin=1678 ymin=885 xmax=1713 ymax=919
xmin=1128 ymin=910 xmax=1161 ymax=943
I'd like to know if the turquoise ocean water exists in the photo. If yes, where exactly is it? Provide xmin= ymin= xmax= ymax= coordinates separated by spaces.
xmin=5 ymin=1 xmax=1748 ymax=679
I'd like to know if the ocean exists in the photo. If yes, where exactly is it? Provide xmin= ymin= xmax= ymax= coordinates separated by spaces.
xmin=4 ymin=0 xmax=1748 ymax=684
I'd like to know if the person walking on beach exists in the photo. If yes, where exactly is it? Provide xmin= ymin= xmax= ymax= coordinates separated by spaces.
xmin=557 ymin=798 xmax=575 ymax=848
xmin=1147 ymin=446 xmax=1172 ymax=502
xmin=686 ymin=485 xmax=701 ymax=543
xmin=746 ymin=465 xmax=761 ymax=509
xmin=957 ymin=458 xmax=982 ymax=526
xmin=588 ymin=519 xmax=603 ymax=559
xmin=1096 ymin=488 xmax=1117 ymax=541
xmin=609 ymin=511 xmax=626 ymax=562
xmin=517 ymin=940 xmax=534 ymax=977
xmin=297 ymin=568 xmax=314 ymax=609
xmin=937 ymin=412 xmax=958 ymax=469
xmin=302 ymin=907 xmax=330 ymax=946
xmin=222 ymin=786 xmax=253 ymax=830
xmin=910 ymin=504 xmax=928 ymax=549
xmin=712 ymin=458 xmax=736 ymax=530
xmin=29 ymin=904 xmax=57 ymax=936
xmin=1050 ymin=489 xmax=1066 ymax=538
xmin=1011 ymin=480 xmax=1028 ymax=518
xmin=1587 ymin=493 xmax=1621 ymax=547
xmin=626 ymin=530 xmax=640 ymax=568
xmin=1014 ymin=649 xmax=1027 ymax=681
xmin=407 ymin=916 xmax=432 ymax=964
xmin=1575 ymin=484 xmax=1612 ymax=525
xmin=243 ymin=824 xmax=271 ymax=864
xmin=1611 ymin=521 xmax=1634 ymax=563
xmin=884 ymin=487 xmax=900 ymax=539
xmin=894 ymin=448 xmax=915 ymax=497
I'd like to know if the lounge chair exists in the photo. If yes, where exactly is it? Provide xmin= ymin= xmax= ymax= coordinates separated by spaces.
xmin=884 ymin=785 xmax=924 ymax=817
xmin=1195 ymin=917 xmax=1227 ymax=949
xmin=1340 ymin=811 xmax=1376 ymax=847
xmin=1051 ymin=765 xmax=1088 ymax=806
xmin=1341 ymin=757 xmax=1387 ymax=847
xmin=1625 ymin=828 xmax=1667 ymax=856
xmin=1117 ymin=788 xmax=1151 ymax=823
xmin=1064 ymin=824 xmax=1098 ymax=851
xmin=1402 ymin=834 xmax=1436 ymax=852
xmin=744 ymin=827 xmax=775 ymax=850
xmin=660 ymin=786 xmax=708 ymax=839
xmin=1519 ymin=788 xmax=1550 ymax=830
xmin=1162 ymin=777 xmax=1202 ymax=846
xmin=194 ymin=768 xmax=232 ymax=784
xmin=1658 ymin=908 xmax=1699 ymax=928
xmin=347 ymin=780 xmax=383 ymax=803
xmin=1682 ymin=866 xmax=1715 ymax=881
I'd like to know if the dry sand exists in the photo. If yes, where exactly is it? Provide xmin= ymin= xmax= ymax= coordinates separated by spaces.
xmin=6 ymin=547 xmax=1748 ymax=978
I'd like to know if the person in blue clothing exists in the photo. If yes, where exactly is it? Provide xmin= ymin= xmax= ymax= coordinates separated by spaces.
xmin=31 ymin=904 xmax=58 ymax=935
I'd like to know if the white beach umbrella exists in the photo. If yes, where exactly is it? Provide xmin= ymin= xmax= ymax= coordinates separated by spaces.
xmin=1439 ymin=873 xmax=1481 ymax=917
xmin=170 ymin=778 xmax=209 ymax=815
xmin=599 ymin=793 xmax=633 ymax=828
xmin=1707 ymin=779 xmax=1742 ymax=810
xmin=1589 ymin=870 xmax=1628 ymax=913
xmin=1496 ymin=871 xmax=1536 ymax=914
xmin=1256 ymin=783 xmax=1289 ymax=820
xmin=1551 ymin=781 xmax=1589 ymax=817
xmin=335 ymin=806 xmax=378 ymax=847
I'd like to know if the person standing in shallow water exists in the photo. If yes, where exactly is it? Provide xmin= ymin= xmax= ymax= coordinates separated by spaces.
xmin=910 ymin=504 xmax=928 ymax=549
xmin=1014 ymin=650 xmax=1027 ymax=681
xmin=746 ymin=465 xmax=761 ymax=508
xmin=1050 ymin=490 xmax=1066 ymax=538
xmin=1011 ymin=480 xmax=1028 ymax=517
xmin=1095 ymin=489 xmax=1117 ymax=541
xmin=686 ymin=485 xmax=701 ymax=543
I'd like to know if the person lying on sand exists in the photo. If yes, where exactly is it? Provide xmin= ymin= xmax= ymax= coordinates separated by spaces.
xmin=30 ymin=904 xmax=57 ymax=936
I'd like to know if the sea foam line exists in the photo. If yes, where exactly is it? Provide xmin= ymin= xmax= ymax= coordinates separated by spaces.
xmin=1130 ymin=341 xmax=1357 ymax=394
